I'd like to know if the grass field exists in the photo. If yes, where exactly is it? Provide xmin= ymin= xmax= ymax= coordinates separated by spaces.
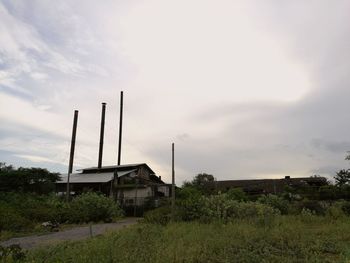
xmin=25 ymin=216 xmax=350 ymax=263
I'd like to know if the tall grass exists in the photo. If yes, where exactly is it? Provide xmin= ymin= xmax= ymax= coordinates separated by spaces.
xmin=27 ymin=216 xmax=350 ymax=263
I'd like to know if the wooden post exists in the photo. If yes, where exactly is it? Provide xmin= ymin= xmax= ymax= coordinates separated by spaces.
xmin=66 ymin=110 xmax=79 ymax=201
xmin=171 ymin=143 xmax=175 ymax=219
xmin=89 ymin=224 xmax=93 ymax=237
xmin=134 ymin=178 xmax=138 ymax=217
xmin=117 ymin=91 xmax=123 ymax=165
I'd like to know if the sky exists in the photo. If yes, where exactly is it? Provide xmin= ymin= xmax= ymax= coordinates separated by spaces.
xmin=1 ymin=0 xmax=350 ymax=185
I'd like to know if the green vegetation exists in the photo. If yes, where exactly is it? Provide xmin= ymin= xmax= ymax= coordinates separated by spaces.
xmin=0 ymin=163 xmax=60 ymax=195
xmin=0 ymin=192 xmax=123 ymax=240
xmin=2 ymin=154 xmax=350 ymax=262
xmin=23 ymin=216 xmax=350 ymax=263
xmin=0 ymin=163 xmax=124 ymax=240
xmin=68 ymin=192 xmax=123 ymax=223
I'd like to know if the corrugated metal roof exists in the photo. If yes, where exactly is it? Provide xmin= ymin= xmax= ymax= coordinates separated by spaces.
xmin=118 ymin=169 xmax=137 ymax=177
xmin=78 ymin=163 xmax=155 ymax=174
xmin=57 ymin=173 xmax=113 ymax=183
xmin=57 ymin=169 xmax=137 ymax=184
xmin=78 ymin=163 xmax=144 ymax=171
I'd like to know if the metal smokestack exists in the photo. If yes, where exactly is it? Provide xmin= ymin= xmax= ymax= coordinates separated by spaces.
xmin=117 ymin=91 xmax=123 ymax=165
xmin=66 ymin=110 xmax=79 ymax=201
xmin=98 ymin=102 xmax=106 ymax=169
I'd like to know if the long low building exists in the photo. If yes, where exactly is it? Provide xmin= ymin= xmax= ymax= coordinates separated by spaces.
xmin=208 ymin=176 xmax=328 ymax=195
xmin=56 ymin=163 xmax=171 ymax=206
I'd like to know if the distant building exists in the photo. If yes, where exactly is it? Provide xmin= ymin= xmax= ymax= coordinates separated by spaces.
xmin=56 ymin=163 xmax=171 ymax=207
xmin=209 ymin=176 xmax=328 ymax=195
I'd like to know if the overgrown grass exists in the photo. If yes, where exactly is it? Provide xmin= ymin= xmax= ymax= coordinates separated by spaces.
xmin=26 ymin=216 xmax=350 ymax=263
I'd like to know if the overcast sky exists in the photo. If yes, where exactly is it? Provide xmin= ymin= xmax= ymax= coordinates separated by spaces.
xmin=1 ymin=0 xmax=350 ymax=184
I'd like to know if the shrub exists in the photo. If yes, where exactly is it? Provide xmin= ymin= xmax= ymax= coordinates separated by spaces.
xmin=341 ymin=201 xmax=350 ymax=215
xmin=176 ymin=192 xmax=205 ymax=221
xmin=325 ymin=202 xmax=345 ymax=220
xmin=68 ymin=192 xmax=123 ymax=223
xmin=300 ymin=208 xmax=317 ymax=223
xmin=0 ymin=244 xmax=26 ymax=262
xmin=297 ymin=200 xmax=326 ymax=215
xmin=0 ymin=206 xmax=33 ymax=232
xmin=181 ymin=193 xmax=280 ymax=223
xmin=257 ymin=194 xmax=289 ymax=214
xmin=144 ymin=206 xmax=172 ymax=225
xmin=226 ymin=188 xmax=248 ymax=201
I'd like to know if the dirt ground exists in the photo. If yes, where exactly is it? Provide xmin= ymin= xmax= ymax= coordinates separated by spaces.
xmin=0 ymin=217 xmax=139 ymax=250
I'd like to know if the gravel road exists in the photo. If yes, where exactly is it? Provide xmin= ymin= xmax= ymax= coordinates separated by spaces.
xmin=0 ymin=217 xmax=139 ymax=250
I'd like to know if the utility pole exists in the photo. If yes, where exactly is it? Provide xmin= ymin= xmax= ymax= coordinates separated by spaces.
xmin=171 ymin=143 xmax=175 ymax=219
xmin=117 ymin=91 xmax=123 ymax=165
xmin=66 ymin=110 xmax=79 ymax=201
xmin=98 ymin=102 xmax=106 ymax=169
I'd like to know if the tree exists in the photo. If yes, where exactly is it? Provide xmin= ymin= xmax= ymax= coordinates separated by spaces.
xmin=334 ymin=169 xmax=350 ymax=187
xmin=182 ymin=173 xmax=216 ymax=195
xmin=0 ymin=163 xmax=60 ymax=194
xmin=346 ymin=151 xmax=350 ymax=161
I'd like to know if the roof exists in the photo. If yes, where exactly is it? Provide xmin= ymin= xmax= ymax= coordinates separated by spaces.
xmin=57 ymin=172 xmax=114 ymax=183
xmin=210 ymin=177 xmax=328 ymax=194
xmin=57 ymin=169 xmax=137 ymax=184
xmin=78 ymin=163 xmax=155 ymax=174
xmin=215 ymin=177 xmax=327 ymax=187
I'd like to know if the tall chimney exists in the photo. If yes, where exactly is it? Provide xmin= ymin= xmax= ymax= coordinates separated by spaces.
xmin=98 ymin=102 xmax=106 ymax=169
xmin=66 ymin=110 xmax=79 ymax=201
xmin=117 ymin=91 xmax=123 ymax=165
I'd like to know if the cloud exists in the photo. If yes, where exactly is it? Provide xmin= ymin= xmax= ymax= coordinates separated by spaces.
xmin=1 ymin=0 xmax=350 ymax=185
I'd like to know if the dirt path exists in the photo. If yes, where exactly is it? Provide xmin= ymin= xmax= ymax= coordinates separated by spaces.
xmin=0 ymin=218 xmax=139 ymax=250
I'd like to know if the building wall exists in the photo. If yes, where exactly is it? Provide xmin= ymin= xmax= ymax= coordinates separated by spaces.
xmin=157 ymin=185 xmax=170 ymax=197
xmin=122 ymin=187 xmax=152 ymax=199
xmin=117 ymin=187 xmax=153 ymax=206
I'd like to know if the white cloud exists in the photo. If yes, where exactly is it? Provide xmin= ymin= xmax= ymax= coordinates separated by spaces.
xmin=1 ymin=0 xmax=349 ymax=184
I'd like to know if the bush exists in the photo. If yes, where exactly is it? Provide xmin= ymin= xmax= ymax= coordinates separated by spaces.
xmin=257 ymin=194 xmax=289 ymax=214
xmin=226 ymin=188 xmax=248 ymax=201
xmin=144 ymin=206 xmax=172 ymax=225
xmin=68 ymin=192 xmax=123 ymax=223
xmin=325 ymin=202 xmax=345 ymax=220
xmin=341 ymin=201 xmax=350 ymax=215
xmin=0 ymin=206 xmax=33 ymax=232
xmin=0 ymin=244 xmax=26 ymax=262
xmin=180 ymin=193 xmax=280 ymax=223
xmin=296 ymin=200 xmax=326 ymax=215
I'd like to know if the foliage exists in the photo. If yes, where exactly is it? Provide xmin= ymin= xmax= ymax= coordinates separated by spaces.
xmin=0 ymin=207 xmax=32 ymax=232
xmin=143 ymin=206 xmax=177 ymax=225
xmin=257 ymin=194 xmax=289 ymax=214
xmin=198 ymin=194 xmax=280 ymax=223
xmin=68 ymin=192 xmax=124 ymax=223
xmin=0 ymin=244 xmax=26 ymax=262
xmin=334 ymin=169 xmax=350 ymax=187
xmin=0 ymin=192 xmax=123 ymax=234
xmin=295 ymin=200 xmax=326 ymax=215
xmin=0 ymin=192 xmax=56 ymax=232
xmin=0 ymin=163 xmax=60 ymax=194
xmin=226 ymin=187 xmax=248 ymax=201
xmin=340 ymin=201 xmax=350 ymax=215
xmin=175 ymin=186 xmax=204 ymax=221
xmin=325 ymin=202 xmax=346 ymax=220
xmin=345 ymin=151 xmax=350 ymax=162
xmin=27 ymin=217 xmax=350 ymax=263
xmin=318 ymin=185 xmax=339 ymax=200
xmin=182 ymin=173 xmax=216 ymax=195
